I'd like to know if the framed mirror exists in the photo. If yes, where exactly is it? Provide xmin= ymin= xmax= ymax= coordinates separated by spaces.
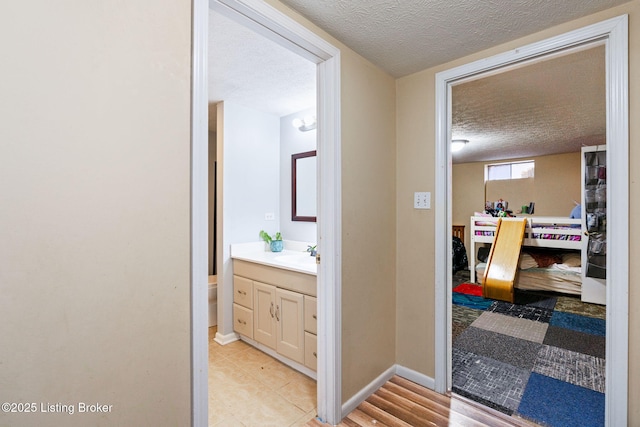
xmin=292 ymin=150 xmax=317 ymax=222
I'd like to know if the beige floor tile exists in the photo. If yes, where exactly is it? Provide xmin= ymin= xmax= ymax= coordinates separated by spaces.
xmin=276 ymin=373 xmax=317 ymax=412
xmin=233 ymin=388 xmax=306 ymax=427
xmin=248 ymin=359 xmax=306 ymax=390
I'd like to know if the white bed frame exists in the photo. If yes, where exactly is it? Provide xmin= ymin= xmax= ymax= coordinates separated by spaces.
xmin=469 ymin=216 xmax=582 ymax=283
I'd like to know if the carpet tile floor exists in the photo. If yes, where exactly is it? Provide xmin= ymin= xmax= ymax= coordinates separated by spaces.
xmin=451 ymin=272 xmax=606 ymax=427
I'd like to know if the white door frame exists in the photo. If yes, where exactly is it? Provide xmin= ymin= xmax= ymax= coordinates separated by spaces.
xmin=434 ymin=15 xmax=628 ymax=426
xmin=191 ymin=0 xmax=342 ymax=425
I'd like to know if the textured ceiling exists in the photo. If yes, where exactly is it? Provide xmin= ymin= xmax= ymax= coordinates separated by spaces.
xmin=209 ymin=1 xmax=609 ymax=162
xmin=278 ymin=0 xmax=628 ymax=77
xmin=452 ymin=45 xmax=605 ymax=164
xmin=208 ymin=9 xmax=316 ymax=130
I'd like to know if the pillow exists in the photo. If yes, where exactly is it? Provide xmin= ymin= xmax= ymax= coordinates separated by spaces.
xmin=562 ymin=252 xmax=582 ymax=267
xmin=519 ymin=253 xmax=538 ymax=269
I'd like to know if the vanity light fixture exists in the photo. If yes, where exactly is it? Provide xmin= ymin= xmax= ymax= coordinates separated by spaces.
xmin=292 ymin=115 xmax=317 ymax=132
xmin=451 ymin=139 xmax=469 ymax=153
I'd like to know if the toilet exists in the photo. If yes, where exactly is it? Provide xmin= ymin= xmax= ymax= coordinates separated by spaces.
xmin=208 ymin=276 xmax=217 ymax=327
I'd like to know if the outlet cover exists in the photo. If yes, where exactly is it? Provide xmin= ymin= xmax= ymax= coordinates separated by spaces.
xmin=264 ymin=212 xmax=275 ymax=220
xmin=414 ymin=192 xmax=431 ymax=209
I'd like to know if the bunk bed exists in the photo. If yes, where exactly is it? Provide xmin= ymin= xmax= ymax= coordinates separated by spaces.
xmin=469 ymin=215 xmax=583 ymax=295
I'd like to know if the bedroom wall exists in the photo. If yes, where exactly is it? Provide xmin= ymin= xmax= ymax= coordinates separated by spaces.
xmin=0 ymin=1 xmax=192 ymax=426
xmin=453 ymin=152 xmax=582 ymax=245
xmin=396 ymin=2 xmax=640 ymax=423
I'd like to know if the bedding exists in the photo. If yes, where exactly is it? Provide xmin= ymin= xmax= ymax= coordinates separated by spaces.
xmin=476 ymin=260 xmax=582 ymax=295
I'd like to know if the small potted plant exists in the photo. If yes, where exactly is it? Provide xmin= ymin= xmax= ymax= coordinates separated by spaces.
xmin=259 ymin=230 xmax=283 ymax=252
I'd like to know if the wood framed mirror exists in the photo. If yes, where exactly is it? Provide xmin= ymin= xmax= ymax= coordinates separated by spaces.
xmin=292 ymin=150 xmax=317 ymax=222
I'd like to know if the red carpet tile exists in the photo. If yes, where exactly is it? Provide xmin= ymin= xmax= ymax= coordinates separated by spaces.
xmin=453 ymin=283 xmax=483 ymax=296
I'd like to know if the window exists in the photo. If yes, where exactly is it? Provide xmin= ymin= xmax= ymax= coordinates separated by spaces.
xmin=486 ymin=160 xmax=534 ymax=181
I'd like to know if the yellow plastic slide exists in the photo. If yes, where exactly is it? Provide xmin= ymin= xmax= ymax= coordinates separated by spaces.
xmin=482 ymin=218 xmax=527 ymax=303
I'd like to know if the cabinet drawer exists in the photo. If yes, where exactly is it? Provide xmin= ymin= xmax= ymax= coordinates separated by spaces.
xmin=233 ymin=303 xmax=253 ymax=339
xmin=233 ymin=275 xmax=253 ymax=309
xmin=304 ymin=295 xmax=317 ymax=334
xmin=304 ymin=332 xmax=317 ymax=371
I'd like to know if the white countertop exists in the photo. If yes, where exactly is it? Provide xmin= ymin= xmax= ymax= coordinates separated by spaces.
xmin=231 ymin=241 xmax=317 ymax=276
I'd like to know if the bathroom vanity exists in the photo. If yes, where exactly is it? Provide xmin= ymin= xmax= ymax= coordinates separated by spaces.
xmin=231 ymin=242 xmax=317 ymax=377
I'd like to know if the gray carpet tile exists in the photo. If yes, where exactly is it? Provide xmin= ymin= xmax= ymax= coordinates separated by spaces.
xmin=471 ymin=311 xmax=549 ymax=343
xmin=533 ymin=345 xmax=606 ymax=393
xmin=555 ymin=296 xmax=606 ymax=320
xmin=452 ymin=304 xmax=483 ymax=327
xmin=487 ymin=301 xmax=554 ymax=323
xmin=454 ymin=327 xmax=542 ymax=370
xmin=543 ymin=325 xmax=606 ymax=359
xmin=452 ymin=348 xmax=531 ymax=413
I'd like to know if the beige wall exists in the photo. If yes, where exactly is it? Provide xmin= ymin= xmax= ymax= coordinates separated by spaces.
xmin=397 ymin=1 xmax=640 ymax=422
xmin=0 ymin=2 xmax=192 ymax=426
xmin=453 ymin=152 xmax=582 ymax=245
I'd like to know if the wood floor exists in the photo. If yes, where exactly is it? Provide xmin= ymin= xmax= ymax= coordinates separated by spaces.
xmin=307 ymin=376 xmax=540 ymax=427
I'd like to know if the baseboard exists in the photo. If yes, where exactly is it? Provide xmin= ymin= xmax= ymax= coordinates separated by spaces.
xmin=341 ymin=365 xmax=396 ymax=418
xmin=214 ymin=331 xmax=238 ymax=345
xmin=395 ymin=365 xmax=436 ymax=390
xmin=340 ymin=364 xmax=436 ymax=419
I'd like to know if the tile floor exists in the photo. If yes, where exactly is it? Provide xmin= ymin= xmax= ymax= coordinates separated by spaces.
xmin=208 ymin=326 xmax=317 ymax=426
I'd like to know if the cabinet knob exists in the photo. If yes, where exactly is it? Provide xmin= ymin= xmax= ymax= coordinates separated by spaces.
xmin=275 ymin=305 xmax=280 ymax=322
xmin=313 ymin=352 xmax=317 ymax=358
xmin=237 ymin=290 xmax=246 ymax=295
xmin=312 ymin=314 xmax=317 ymax=320
xmin=270 ymin=302 xmax=275 ymax=318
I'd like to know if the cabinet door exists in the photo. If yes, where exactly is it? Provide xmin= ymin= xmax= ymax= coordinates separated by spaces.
xmin=275 ymin=288 xmax=305 ymax=364
xmin=253 ymin=282 xmax=277 ymax=349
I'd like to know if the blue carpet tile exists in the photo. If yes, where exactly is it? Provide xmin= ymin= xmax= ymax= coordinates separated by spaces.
xmin=518 ymin=372 xmax=605 ymax=427
xmin=452 ymin=292 xmax=494 ymax=310
xmin=549 ymin=311 xmax=606 ymax=336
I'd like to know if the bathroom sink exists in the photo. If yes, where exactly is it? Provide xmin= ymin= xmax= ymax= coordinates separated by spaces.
xmin=275 ymin=253 xmax=316 ymax=266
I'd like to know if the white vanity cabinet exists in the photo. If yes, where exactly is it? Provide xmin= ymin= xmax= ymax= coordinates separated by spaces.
xmin=232 ymin=259 xmax=316 ymax=371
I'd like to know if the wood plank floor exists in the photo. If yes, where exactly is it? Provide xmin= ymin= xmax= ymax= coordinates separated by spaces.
xmin=307 ymin=376 xmax=541 ymax=427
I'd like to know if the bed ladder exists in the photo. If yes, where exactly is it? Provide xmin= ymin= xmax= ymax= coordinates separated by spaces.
xmin=482 ymin=218 xmax=527 ymax=303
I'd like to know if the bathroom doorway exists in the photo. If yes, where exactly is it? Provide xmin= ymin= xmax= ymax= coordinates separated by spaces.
xmin=195 ymin=0 xmax=343 ymax=424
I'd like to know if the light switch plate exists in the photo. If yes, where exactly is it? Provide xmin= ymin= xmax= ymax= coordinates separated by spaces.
xmin=414 ymin=192 xmax=431 ymax=209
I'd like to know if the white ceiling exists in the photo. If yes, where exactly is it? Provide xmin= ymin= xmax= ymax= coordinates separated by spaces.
xmin=209 ymin=1 xmax=614 ymax=162
xmin=208 ymin=9 xmax=316 ymax=130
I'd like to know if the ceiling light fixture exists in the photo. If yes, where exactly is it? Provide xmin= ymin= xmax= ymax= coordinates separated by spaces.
xmin=451 ymin=139 xmax=469 ymax=153
xmin=292 ymin=115 xmax=317 ymax=132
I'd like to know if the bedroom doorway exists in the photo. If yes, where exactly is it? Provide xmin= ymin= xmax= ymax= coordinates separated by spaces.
xmin=449 ymin=43 xmax=607 ymax=423
xmin=434 ymin=15 xmax=629 ymax=426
